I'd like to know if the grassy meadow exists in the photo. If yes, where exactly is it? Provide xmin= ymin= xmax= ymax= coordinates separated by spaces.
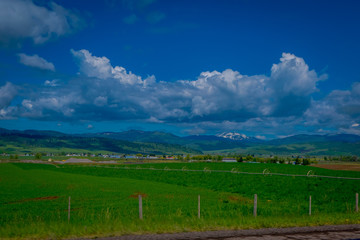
xmin=1 ymin=162 xmax=360 ymax=239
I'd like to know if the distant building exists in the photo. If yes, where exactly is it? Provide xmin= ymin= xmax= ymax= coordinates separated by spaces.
xmin=222 ymin=158 xmax=237 ymax=163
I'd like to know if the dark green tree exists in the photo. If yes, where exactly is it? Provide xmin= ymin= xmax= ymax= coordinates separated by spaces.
xmin=35 ymin=153 xmax=42 ymax=160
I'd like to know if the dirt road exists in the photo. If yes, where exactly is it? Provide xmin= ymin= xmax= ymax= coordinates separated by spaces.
xmin=78 ymin=224 xmax=360 ymax=240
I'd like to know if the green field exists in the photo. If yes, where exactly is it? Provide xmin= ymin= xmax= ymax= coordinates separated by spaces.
xmin=204 ymin=142 xmax=360 ymax=156
xmin=1 ymin=162 xmax=360 ymax=239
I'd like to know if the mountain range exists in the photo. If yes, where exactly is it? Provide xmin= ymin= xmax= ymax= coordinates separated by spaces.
xmin=1 ymin=128 xmax=360 ymax=156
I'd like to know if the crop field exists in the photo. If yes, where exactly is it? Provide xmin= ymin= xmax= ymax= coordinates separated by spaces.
xmin=1 ymin=162 xmax=360 ymax=239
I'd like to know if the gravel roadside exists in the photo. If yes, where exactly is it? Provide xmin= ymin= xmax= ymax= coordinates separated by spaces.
xmin=75 ymin=224 xmax=360 ymax=240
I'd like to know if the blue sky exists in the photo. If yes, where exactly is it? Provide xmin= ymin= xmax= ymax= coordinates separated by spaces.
xmin=0 ymin=0 xmax=360 ymax=138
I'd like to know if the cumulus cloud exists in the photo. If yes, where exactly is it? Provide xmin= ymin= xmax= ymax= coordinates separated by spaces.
xmin=178 ymin=53 xmax=325 ymax=120
xmin=71 ymin=49 xmax=143 ymax=85
xmin=4 ymin=51 xmax=334 ymax=135
xmin=0 ymin=0 xmax=83 ymax=46
xmin=18 ymin=53 xmax=55 ymax=71
xmin=270 ymin=53 xmax=323 ymax=96
xmin=269 ymin=53 xmax=326 ymax=117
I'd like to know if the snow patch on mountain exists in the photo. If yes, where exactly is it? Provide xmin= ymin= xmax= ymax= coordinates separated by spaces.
xmin=216 ymin=132 xmax=250 ymax=141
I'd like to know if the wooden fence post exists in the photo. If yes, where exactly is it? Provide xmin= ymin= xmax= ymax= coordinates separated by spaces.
xmin=198 ymin=195 xmax=201 ymax=219
xmin=253 ymin=194 xmax=257 ymax=217
xmin=309 ymin=195 xmax=312 ymax=216
xmin=139 ymin=195 xmax=143 ymax=220
xmin=356 ymin=193 xmax=359 ymax=212
xmin=68 ymin=196 xmax=71 ymax=222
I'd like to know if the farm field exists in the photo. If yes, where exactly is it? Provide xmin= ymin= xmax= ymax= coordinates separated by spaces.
xmin=1 ymin=162 xmax=360 ymax=239
xmin=313 ymin=163 xmax=360 ymax=172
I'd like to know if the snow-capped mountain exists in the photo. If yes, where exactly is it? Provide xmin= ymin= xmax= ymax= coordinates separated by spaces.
xmin=216 ymin=132 xmax=250 ymax=141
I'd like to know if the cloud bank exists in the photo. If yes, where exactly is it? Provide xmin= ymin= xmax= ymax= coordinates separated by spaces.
xmin=1 ymin=49 xmax=359 ymax=135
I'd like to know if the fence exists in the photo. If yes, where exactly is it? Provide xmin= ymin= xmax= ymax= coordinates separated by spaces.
xmin=64 ymin=192 xmax=359 ymax=221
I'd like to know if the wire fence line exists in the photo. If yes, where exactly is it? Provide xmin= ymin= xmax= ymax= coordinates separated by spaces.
xmin=57 ymin=164 xmax=360 ymax=180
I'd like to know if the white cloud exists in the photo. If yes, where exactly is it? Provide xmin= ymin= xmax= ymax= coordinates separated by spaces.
xmin=71 ymin=49 xmax=112 ymax=79
xmin=269 ymin=53 xmax=326 ymax=116
xmin=0 ymin=82 xmax=17 ymax=109
xmin=71 ymin=49 xmax=144 ymax=85
xmin=18 ymin=53 xmax=55 ymax=71
xmin=179 ymin=53 xmax=324 ymax=119
xmin=44 ymin=80 xmax=60 ymax=87
xmin=0 ymin=0 xmax=83 ymax=46
xmin=270 ymin=53 xmax=324 ymax=96
xmin=183 ymin=69 xmax=270 ymax=118
xmin=20 ymin=93 xmax=82 ymax=119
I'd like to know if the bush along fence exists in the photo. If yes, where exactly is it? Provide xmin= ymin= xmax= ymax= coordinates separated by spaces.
xmin=64 ymin=193 xmax=360 ymax=222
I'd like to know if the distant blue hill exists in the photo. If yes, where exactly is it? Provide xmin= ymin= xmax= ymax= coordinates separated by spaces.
xmin=1 ymin=128 xmax=360 ymax=155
